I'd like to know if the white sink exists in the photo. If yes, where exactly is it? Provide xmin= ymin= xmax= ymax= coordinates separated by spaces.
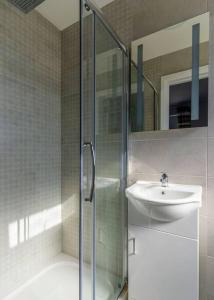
xmin=126 ymin=181 xmax=202 ymax=222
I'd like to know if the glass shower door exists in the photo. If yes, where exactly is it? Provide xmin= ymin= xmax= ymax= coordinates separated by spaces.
xmin=94 ymin=16 xmax=128 ymax=300
xmin=80 ymin=1 xmax=128 ymax=299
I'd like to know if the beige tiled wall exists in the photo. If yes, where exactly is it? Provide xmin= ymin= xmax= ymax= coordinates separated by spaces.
xmin=0 ymin=1 xmax=61 ymax=298
xmin=61 ymin=21 xmax=80 ymax=258
xmin=129 ymin=0 xmax=208 ymax=41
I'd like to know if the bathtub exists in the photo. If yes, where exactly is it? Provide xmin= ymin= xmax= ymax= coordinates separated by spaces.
xmin=4 ymin=254 xmax=119 ymax=300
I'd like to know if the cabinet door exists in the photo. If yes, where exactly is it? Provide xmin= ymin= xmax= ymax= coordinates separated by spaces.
xmin=128 ymin=225 xmax=198 ymax=300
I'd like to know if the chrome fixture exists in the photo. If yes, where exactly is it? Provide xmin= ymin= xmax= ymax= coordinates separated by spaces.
xmin=160 ymin=172 xmax=168 ymax=187
xmin=83 ymin=142 xmax=95 ymax=202
xmin=84 ymin=0 xmax=128 ymax=55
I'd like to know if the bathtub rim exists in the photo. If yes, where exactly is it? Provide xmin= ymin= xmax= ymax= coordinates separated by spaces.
xmin=3 ymin=254 xmax=79 ymax=300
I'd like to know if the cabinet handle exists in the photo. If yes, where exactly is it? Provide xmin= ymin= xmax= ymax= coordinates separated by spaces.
xmin=129 ymin=237 xmax=136 ymax=255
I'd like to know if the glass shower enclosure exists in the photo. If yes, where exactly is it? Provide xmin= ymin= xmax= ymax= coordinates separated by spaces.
xmin=80 ymin=0 xmax=129 ymax=299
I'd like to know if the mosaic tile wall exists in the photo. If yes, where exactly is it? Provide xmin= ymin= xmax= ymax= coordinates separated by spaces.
xmin=0 ymin=1 xmax=61 ymax=297
xmin=61 ymin=21 xmax=80 ymax=259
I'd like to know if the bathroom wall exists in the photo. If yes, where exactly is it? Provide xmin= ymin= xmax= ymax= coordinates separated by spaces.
xmin=128 ymin=1 xmax=214 ymax=299
xmin=0 ymin=1 xmax=61 ymax=297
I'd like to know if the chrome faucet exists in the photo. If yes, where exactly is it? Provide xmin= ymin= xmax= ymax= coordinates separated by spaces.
xmin=160 ymin=172 xmax=168 ymax=187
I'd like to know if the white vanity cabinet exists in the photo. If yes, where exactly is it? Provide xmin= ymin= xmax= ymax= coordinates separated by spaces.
xmin=129 ymin=204 xmax=199 ymax=300
xmin=126 ymin=181 xmax=201 ymax=300
xmin=128 ymin=223 xmax=198 ymax=300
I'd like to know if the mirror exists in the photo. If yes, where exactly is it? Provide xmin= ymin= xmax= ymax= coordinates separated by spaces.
xmin=130 ymin=13 xmax=209 ymax=132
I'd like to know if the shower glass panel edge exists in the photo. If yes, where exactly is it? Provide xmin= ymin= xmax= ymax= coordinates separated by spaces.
xmin=80 ymin=1 xmax=129 ymax=299
xmin=80 ymin=1 xmax=95 ymax=299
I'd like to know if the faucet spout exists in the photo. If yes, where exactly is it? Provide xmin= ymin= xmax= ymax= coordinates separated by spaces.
xmin=160 ymin=172 xmax=168 ymax=187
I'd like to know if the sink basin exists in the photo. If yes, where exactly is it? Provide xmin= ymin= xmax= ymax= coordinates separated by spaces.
xmin=126 ymin=181 xmax=202 ymax=222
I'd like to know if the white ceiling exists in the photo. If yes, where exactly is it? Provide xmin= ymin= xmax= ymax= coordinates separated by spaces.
xmin=36 ymin=0 xmax=114 ymax=31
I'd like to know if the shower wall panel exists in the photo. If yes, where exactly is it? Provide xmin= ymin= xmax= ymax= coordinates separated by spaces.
xmin=0 ymin=2 xmax=61 ymax=297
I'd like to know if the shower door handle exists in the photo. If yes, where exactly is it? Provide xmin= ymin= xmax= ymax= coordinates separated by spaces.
xmin=128 ymin=237 xmax=136 ymax=255
xmin=83 ymin=142 xmax=95 ymax=202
